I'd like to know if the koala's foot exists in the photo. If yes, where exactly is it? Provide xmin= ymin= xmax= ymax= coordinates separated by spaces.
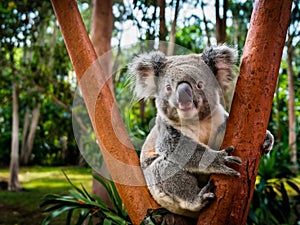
xmin=179 ymin=180 xmax=215 ymax=212
xmin=262 ymin=130 xmax=274 ymax=154
xmin=208 ymin=146 xmax=242 ymax=177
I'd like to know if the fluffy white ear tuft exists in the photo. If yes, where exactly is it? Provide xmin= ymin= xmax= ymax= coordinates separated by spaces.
xmin=129 ymin=52 xmax=166 ymax=99
xmin=201 ymin=45 xmax=238 ymax=107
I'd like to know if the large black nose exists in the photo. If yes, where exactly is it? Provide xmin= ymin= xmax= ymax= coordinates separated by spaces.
xmin=176 ymin=82 xmax=193 ymax=104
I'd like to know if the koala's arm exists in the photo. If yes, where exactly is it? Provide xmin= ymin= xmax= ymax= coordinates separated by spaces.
xmin=157 ymin=122 xmax=242 ymax=177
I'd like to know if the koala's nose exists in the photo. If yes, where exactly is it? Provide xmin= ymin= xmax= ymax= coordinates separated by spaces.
xmin=176 ymin=82 xmax=193 ymax=105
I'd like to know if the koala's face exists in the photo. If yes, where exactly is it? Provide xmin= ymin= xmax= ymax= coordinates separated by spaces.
xmin=130 ymin=46 xmax=237 ymax=124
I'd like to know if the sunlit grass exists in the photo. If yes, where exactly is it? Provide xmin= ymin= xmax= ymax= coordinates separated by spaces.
xmin=0 ymin=166 xmax=92 ymax=225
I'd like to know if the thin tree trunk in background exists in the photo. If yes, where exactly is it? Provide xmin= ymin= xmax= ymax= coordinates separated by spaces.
xmin=167 ymin=0 xmax=180 ymax=56
xmin=91 ymin=0 xmax=113 ymax=92
xmin=197 ymin=0 xmax=292 ymax=224
xmin=158 ymin=0 xmax=168 ymax=53
xmin=286 ymin=33 xmax=298 ymax=172
xmin=20 ymin=105 xmax=40 ymax=165
xmin=91 ymin=0 xmax=114 ymax=209
xmin=200 ymin=0 xmax=211 ymax=46
xmin=9 ymin=82 xmax=22 ymax=191
xmin=215 ymin=0 xmax=228 ymax=44
xmin=21 ymin=107 xmax=30 ymax=162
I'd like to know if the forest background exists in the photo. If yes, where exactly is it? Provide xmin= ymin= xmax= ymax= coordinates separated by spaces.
xmin=0 ymin=0 xmax=299 ymax=224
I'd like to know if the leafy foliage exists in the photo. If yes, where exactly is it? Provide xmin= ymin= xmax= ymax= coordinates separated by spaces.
xmin=40 ymin=172 xmax=131 ymax=225
xmin=248 ymin=148 xmax=300 ymax=225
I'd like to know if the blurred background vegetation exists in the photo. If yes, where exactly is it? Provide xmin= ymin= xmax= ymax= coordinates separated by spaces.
xmin=0 ymin=0 xmax=299 ymax=224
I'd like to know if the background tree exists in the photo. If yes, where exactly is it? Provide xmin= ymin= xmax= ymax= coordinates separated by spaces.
xmin=215 ymin=0 xmax=228 ymax=44
xmin=90 ymin=0 xmax=114 ymax=209
xmin=9 ymin=82 xmax=21 ymax=191
xmin=286 ymin=3 xmax=299 ymax=173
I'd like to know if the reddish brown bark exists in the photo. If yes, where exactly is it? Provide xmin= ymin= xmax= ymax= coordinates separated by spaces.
xmin=51 ymin=0 xmax=159 ymax=224
xmin=197 ymin=0 xmax=292 ymax=224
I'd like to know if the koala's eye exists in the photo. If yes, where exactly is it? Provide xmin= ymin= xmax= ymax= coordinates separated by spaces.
xmin=197 ymin=81 xmax=204 ymax=90
xmin=165 ymin=85 xmax=172 ymax=93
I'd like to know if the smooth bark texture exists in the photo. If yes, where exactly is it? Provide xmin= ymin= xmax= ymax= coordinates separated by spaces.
xmin=197 ymin=0 xmax=292 ymax=224
xmin=51 ymin=0 xmax=159 ymax=224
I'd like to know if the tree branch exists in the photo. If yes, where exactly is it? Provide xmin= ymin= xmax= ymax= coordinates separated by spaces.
xmin=197 ymin=0 xmax=292 ymax=224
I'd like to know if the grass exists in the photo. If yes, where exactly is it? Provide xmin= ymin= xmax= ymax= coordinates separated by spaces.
xmin=0 ymin=166 xmax=92 ymax=225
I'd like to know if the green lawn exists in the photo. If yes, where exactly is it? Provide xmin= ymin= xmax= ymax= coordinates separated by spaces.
xmin=0 ymin=166 xmax=92 ymax=225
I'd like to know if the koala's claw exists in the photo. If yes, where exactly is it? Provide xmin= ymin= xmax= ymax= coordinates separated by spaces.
xmin=225 ymin=156 xmax=242 ymax=165
xmin=199 ymin=181 xmax=216 ymax=203
xmin=225 ymin=146 xmax=234 ymax=153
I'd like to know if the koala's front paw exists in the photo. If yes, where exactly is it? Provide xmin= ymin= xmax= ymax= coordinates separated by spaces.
xmin=209 ymin=146 xmax=242 ymax=177
xmin=262 ymin=130 xmax=274 ymax=154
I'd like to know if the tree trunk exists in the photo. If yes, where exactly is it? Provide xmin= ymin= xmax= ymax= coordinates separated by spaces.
xmin=286 ymin=34 xmax=298 ymax=172
xmin=158 ymin=0 xmax=168 ymax=53
xmin=9 ymin=82 xmax=22 ymax=192
xmin=90 ymin=0 xmax=114 ymax=209
xmin=51 ymin=1 xmax=159 ymax=223
xmin=21 ymin=107 xmax=30 ymax=162
xmin=215 ymin=0 xmax=228 ymax=44
xmin=197 ymin=0 xmax=292 ymax=224
xmin=20 ymin=104 xmax=40 ymax=165
xmin=167 ymin=0 xmax=180 ymax=56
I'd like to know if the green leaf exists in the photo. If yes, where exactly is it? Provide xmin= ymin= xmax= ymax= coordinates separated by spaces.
xmin=103 ymin=219 xmax=113 ymax=225
xmin=62 ymin=170 xmax=88 ymax=198
xmin=66 ymin=209 xmax=73 ymax=225
xmin=75 ymin=209 xmax=90 ymax=225
xmin=41 ymin=206 xmax=77 ymax=225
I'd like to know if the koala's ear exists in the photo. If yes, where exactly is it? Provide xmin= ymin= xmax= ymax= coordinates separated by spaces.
xmin=129 ymin=51 xmax=166 ymax=99
xmin=201 ymin=45 xmax=238 ymax=91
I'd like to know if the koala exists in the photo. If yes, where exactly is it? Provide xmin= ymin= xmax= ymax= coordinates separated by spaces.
xmin=129 ymin=45 xmax=274 ymax=218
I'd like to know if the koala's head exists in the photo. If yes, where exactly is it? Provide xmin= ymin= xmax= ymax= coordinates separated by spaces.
xmin=129 ymin=46 xmax=237 ymax=124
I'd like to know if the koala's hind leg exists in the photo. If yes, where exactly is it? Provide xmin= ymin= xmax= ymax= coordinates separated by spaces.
xmin=179 ymin=180 xmax=215 ymax=212
xmin=163 ymin=170 xmax=215 ymax=213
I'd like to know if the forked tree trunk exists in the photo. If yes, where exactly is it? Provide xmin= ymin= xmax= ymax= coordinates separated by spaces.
xmin=197 ymin=0 xmax=292 ymax=224
xmin=20 ymin=104 xmax=40 ymax=165
xmin=9 ymin=83 xmax=22 ymax=191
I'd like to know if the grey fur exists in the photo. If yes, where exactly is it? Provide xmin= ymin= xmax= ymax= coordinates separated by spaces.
xmin=129 ymin=45 xmax=274 ymax=218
